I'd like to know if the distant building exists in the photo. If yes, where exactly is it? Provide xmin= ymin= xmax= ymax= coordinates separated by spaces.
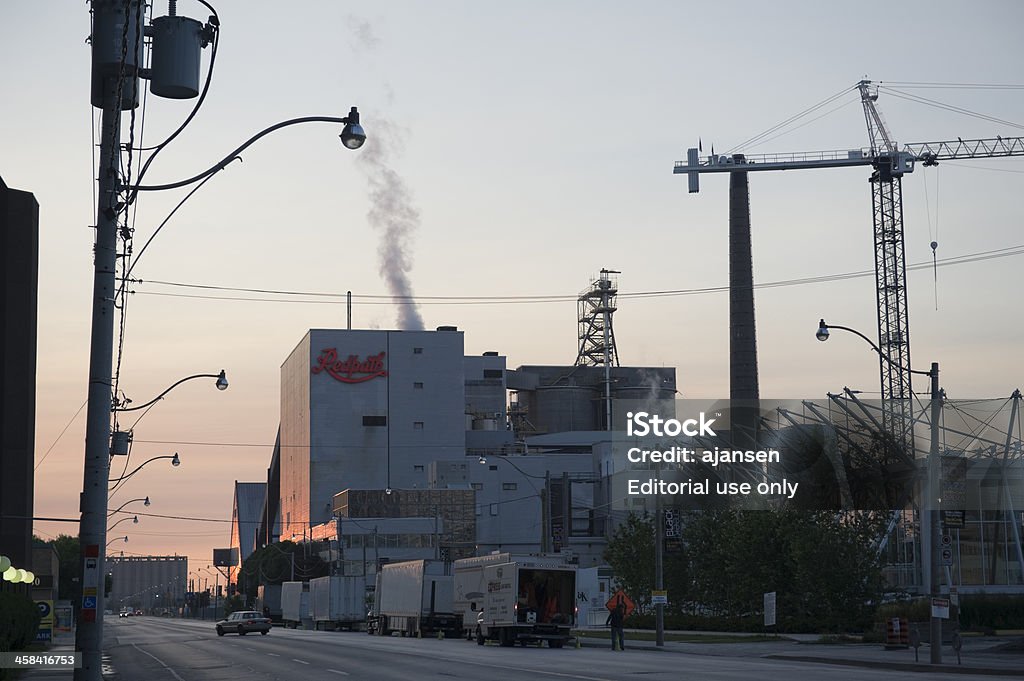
xmin=229 ymin=481 xmax=267 ymax=574
xmin=0 ymin=176 xmax=39 ymax=570
xmin=107 ymin=555 xmax=187 ymax=613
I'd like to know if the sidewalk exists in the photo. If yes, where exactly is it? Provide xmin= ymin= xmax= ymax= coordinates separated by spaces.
xmin=19 ymin=630 xmax=78 ymax=681
xmin=575 ymin=628 xmax=1024 ymax=676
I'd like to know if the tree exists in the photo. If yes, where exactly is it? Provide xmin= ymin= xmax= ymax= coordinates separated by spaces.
xmin=602 ymin=512 xmax=689 ymax=614
xmin=239 ymin=541 xmax=328 ymax=602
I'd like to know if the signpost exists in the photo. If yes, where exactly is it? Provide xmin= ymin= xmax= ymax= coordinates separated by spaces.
xmin=931 ymin=597 xmax=950 ymax=620
xmin=763 ymin=592 xmax=777 ymax=628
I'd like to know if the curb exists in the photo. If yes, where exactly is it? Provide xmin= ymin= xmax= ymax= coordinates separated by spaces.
xmin=765 ymin=654 xmax=1024 ymax=677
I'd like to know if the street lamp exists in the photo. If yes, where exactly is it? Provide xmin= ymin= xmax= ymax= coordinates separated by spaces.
xmin=816 ymin=318 xmax=943 ymax=664
xmin=106 ymin=516 xmax=138 ymax=533
xmin=106 ymin=536 xmax=129 ymax=549
xmin=108 ymin=454 xmax=180 ymax=484
xmin=108 ymin=497 xmax=150 ymax=518
xmin=115 ymin=371 xmax=228 ymax=412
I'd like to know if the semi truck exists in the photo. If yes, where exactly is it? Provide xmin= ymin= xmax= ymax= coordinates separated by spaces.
xmin=454 ymin=553 xmax=577 ymax=648
xmin=367 ymin=559 xmax=461 ymax=638
xmin=281 ymin=581 xmax=312 ymax=629
xmin=310 ymin=574 xmax=368 ymax=631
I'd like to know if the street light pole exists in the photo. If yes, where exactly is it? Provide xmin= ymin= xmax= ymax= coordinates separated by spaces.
xmin=77 ymin=3 xmax=143 ymax=678
xmin=816 ymin=320 xmax=943 ymax=664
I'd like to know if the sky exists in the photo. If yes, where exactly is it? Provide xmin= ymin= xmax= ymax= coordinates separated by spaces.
xmin=4 ymin=0 xmax=1023 ymax=569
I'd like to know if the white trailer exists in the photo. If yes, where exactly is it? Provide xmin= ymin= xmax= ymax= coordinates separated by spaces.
xmin=255 ymin=584 xmax=282 ymax=621
xmin=310 ymin=574 xmax=368 ymax=631
xmin=454 ymin=553 xmax=577 ymax=648
xmin=281 ymin=581 xmax=312 ymax=629
xmin=368 ymin=560 xmax=460 ymax=638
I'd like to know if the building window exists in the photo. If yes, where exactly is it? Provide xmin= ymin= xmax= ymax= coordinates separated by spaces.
xmin=363 ymin=415 xmax=387 ymax=427
xmin=483 ymin=369 xmax=503 ymax=379
xmin=476 ymin=504 xmax=482 ymax=516
xmin=489 ymin=504 xmax=499 ymax=516
xmin=414 ymin=465 xmax=424 ymax=472
xmin=413 ymin=421 xmax=424 ymax=430
xmin=502 ymin=482 xmax=517 ymax=491
xmin=414 ymin=382 xmax=424 ymax=389
xmin=471 ymin=483 xmax=483 ymax=490
xmin=413 ymin=347 xmax=423 ymax=354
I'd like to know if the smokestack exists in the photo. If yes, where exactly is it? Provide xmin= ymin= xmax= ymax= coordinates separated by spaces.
xmin=729 ymin=156 xmax=759 ymax=402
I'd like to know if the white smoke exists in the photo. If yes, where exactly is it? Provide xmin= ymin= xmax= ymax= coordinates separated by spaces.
xmin=354 ymin=120 xmax=425 ymax=331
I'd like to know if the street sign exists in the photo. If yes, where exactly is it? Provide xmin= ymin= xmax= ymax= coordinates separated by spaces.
xmin=651 ymin=590 xmax=668 ymax=606
xmin=605 ymin=590 xmax=635 ymax=619
xmin=942 ymin=510 xmax=965 ymax=529
xmin=763 ymin=592 xmax=777 ymax=627
xmin=83 ymin=596 xmax=97 ymax=610
xmin=931 ymin=598 xmax=950 ymax=619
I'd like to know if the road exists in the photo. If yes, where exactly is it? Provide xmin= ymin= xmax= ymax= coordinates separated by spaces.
xmin=104 ymin=617 xmax=1012 ymax=681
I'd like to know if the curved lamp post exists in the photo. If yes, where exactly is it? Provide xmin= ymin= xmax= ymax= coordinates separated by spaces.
xmin=109 ymin=454 xmax=180 ymax=484
xmin=115 ymin=371 xmax=228 ymax=413
xmin=108 ymin=497 xmax=150 ymax=518
xmin=106 ymin=516 xmax=139 ymax=533
xmin=106 ymin=536 xmax=129 ymax=549
xmin=816 ymin=318 xmax=943 ymax=664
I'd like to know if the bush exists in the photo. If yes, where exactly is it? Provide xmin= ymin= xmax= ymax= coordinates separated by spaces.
xmin=0 ymin=591 xmax=43 ymax=678
xmin=959 ymin=594 xmax=1024 ymax=631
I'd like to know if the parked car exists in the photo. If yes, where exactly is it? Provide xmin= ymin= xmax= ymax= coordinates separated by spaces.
xmin=215 ymin=610 xmax=272 ymax=637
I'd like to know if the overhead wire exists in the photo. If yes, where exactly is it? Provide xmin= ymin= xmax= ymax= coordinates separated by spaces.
xmin=725 ymin=83 xmax=857 ymax=154
xmin=127 ymin=242 xmax=1024 ymax=307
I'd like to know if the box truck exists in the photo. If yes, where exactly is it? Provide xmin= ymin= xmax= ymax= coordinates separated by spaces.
xmin=454 ymin=553 xmax=577 ymax=648
xmin=280 ymin=581 xmax=312 ymax=629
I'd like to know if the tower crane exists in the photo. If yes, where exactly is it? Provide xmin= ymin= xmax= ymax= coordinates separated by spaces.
xmin=675 ymin=79 xmax=1024 ymax=448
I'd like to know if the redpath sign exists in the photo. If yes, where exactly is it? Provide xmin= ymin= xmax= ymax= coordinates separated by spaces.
xmin=312 ymin=349 xmax=388 ymax=383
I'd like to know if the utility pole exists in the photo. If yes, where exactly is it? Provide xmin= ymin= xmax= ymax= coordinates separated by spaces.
xmin=655 ymin=464 xmax=664 ymax=647
xmin=928 ymin=362 xmax=942 ymax=664
xmin=76 ymin=2 xmax=143 ymax=679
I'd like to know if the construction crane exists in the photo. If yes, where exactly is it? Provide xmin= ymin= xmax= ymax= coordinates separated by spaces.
xmin=675 ymin=79 xmax=1024 ymax=447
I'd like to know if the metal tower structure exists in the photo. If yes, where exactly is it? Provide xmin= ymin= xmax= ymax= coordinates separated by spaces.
xmin=575 ymin=268 xmax=620 ymax=368
xmin=675 ymin=81 xmax=1024 ymax=451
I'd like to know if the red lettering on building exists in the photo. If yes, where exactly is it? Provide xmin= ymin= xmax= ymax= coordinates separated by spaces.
xmin=311 ymin=349 xmax=388 ymax=383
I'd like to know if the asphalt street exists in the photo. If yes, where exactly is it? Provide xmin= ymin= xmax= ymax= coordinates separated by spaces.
xmin=97 ymin=617 xmax=1019 ymax=681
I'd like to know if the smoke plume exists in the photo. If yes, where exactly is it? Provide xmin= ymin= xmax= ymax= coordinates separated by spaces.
xmin=354 ymin=120 xmax=425 ymax=331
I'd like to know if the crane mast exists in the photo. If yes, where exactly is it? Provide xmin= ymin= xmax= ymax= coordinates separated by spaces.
xmin=859 ymin=79 xmax=913 ymax=450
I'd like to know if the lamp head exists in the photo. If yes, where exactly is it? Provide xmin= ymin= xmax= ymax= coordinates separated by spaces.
xmin=477 ymin=455 xmax=487 ymax=465
xmin=144 ymin=496 xmax=151 ymax=506
xmin=132 ymin=515 xmax=139 ymax=524
xmin=339 ymin=107 xmax=366 ymax=150
xmin=384 ymin=487 xmax=393 ymax=495
xmin=216 ymin=370 xmax=229 ymax=391
xmin=815 ymin=319 xmax=830 ymax=342
xmin=171 ymin=453 xmax=180 ymax=467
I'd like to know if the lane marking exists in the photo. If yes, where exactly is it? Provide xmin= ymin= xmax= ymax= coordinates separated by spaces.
xmin=327 ymin=670 xmax=350 ymax=676
xmin=293 ymin=658 xmax=310 ymax=665
xmin=132 ymin=644 xmax=186 ymax=681
xmin=267 ymin=653 xmax=280 ymax=657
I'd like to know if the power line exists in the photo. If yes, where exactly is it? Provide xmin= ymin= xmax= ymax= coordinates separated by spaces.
xmin=131 ymin=242 xmax=1024 ymax=306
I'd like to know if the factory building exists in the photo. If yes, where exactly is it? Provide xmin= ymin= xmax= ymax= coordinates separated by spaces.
xmin=265 ymin=326 xmax=676 ymax=568
xmin=107 ymin=555 xmax=187 ymax=614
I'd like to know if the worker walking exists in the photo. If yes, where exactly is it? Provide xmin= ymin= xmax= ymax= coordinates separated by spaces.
xmin=606 ymin=603 xmax=625 ymax=651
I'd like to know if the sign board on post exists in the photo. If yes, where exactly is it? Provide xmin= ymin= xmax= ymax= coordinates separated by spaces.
xmin=651 ymin=590 xmax=668 ymax=606
xmin=763 ymin=592 xmax=777 ymax=627
xmin=931 ymin=597 xmax=950 ymax=619
xmin=35 ymin=600 xmax=53 ymax=642
xmin=605 ymin=590 xmax=635 ymax=619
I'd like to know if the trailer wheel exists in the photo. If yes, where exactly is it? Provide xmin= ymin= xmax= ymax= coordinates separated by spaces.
xmin=549 ymin=639 xmax=564 ymax=649
xmin=498 ymin=629 xmax=514 ymax=647
xmin=476 ymin=626 xmax=485 ymax=645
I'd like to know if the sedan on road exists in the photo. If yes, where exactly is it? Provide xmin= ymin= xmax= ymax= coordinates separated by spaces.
xmin=215 ymin=610 xmax=272 ymax=637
